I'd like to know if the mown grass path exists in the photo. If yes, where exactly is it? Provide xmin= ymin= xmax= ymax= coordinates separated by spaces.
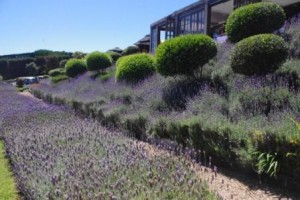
xmin=0 ymin=141 xmax=19 ymax=200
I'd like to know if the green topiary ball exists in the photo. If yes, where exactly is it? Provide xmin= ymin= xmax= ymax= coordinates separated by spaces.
xmin=59 ymin=59 xmax=68 ymax=68
xmin=115 ymin=53 xmax=155 ymax=83
xmin=155 ymin=34 xmax=217 ymax=76
xmin=106 ymin=51 xmax=122 ymax=62
xmin=65 ymin=59 xmax=87 ymax=77
xmin=86 ymin=51 xmax=112 ymax=71
xmin=122 ymin=45 xmax=140 ymax=56
xmin=230 ymin=34 xmax=288 ymax=76
xmin=225 ymin=2 xmax=285 ymax=43
xmin=48 ymin=68 xmax=66 ymax=77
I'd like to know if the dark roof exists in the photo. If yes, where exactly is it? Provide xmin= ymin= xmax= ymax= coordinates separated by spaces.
xmin=134 ymin=35 xmax=150 ymax=46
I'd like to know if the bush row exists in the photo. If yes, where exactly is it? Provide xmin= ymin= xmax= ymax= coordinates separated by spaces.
xmin=31 ymin=87 xmax=300 ymax=190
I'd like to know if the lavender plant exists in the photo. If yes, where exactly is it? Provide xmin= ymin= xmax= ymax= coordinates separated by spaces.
xmin=28 ymin=20 xmax=300 ymax=189
xmin=0 ymin=83 xmax=218 ymax=199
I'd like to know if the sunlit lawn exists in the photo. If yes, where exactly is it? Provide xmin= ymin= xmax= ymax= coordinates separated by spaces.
xmin=0 ymin=141 xmax=18 ymax=200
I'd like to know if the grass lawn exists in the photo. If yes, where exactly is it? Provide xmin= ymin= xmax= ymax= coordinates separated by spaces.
xmin=0 ymin=141 xmax=18 ymax=200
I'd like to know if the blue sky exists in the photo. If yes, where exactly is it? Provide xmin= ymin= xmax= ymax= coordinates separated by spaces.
xmin=0 ymin=0 xmax=196 ymax=55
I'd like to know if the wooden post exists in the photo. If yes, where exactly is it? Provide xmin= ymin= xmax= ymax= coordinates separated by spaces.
xmin=205 ymin=1 xmax=211 ymax=35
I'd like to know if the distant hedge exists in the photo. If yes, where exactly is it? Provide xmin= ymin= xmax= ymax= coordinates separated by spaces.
xmin=226 ymin=2 xmax=285 ymax=43
xmin=230 ymin=34 xmax=288 ymax=75
xmin=115 ymin=53 xmax=155 ymax=83
xmin=122 ymin=45 xmax=140 ymax=56
xmin=48 ymin=68 xmax=66 ymax=77
xmin=155 ymin=34 xmax=217 ymax=77
xmin=106 ymin=51 xmax=122 ymax=62
xmin=65 ymin=59 xmax=87 ymax=77
xmin=86 ymin=51 xmax=112 ymax=72
xmin=59 ymin=59 xmax=68 ymax=68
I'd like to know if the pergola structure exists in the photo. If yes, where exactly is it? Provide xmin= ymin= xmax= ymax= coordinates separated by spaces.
xmin=150 ymin=0 xmax=300 ymax=53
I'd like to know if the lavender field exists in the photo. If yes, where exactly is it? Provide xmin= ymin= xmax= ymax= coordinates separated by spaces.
xmin=30 ymin=20 xmax=300 ymax=191
xmin=0 ymin=83 xmax=219 ymax=199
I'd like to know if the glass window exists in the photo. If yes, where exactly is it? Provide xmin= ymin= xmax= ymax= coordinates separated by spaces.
xmin=198 ymin=9 xmax=205 ymax=33
xmin=185 ymin=15 xmax=191 ymax=32
xmin=191 ymin=13 xmax=198 ymax=33
xmin=180 ymin=8 xmax=205 ymax=35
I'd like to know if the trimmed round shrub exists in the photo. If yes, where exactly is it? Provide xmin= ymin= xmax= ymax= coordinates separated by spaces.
xmin=225 ymin=2 xmax=285 ymax=43
xmin=16 ymin=78 xmax=24 ymax=87
xmin=106 ymin=51 xmax=122 ymax=62
xmin=155 ymin=34 xmax=217 ymax=76
xmin=230 ymin=34 xmax=288 ymax=76
xmin=86 ymin=51 xmax=112 ymax=71
xmin=65 ymin=59 xmax=87 ymax=77
xmin=115 ymin=53 xmax=155 ymax=83
xmin=122 ymin=45 xmax=140 ymax=56
xmin=48 ymin=68 xmax=66 ymax=77
xmin=59 ymin=59 xmax=68 ymax=68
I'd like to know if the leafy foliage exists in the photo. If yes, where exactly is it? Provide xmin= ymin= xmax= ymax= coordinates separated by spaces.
xmin=86 ymin=51 xmax=112 ymax=71
xmin=230 ymin=34 xmax=288 ymax=75
xmin=225 ymin=2 xmax=285 ymax=42
xmin=155 ymin=34 xmax=217 ymax=77
xmin=284 ymin=20 xmax=300 ymax=58
xmin=122 ymin=45 xmax=140 ymax=56
xmin=51 ymin=74 xmax=69 ymax=84
xmin=16 ymin=78 xmax=24 ymax=87
xmin=106 ymin=51 xmax=122 ymax=62
xmin=48 ymin=68 xmax=66 ymax=77
xmin=65 ymin=59 xmax=87 ymax=77
xmin=25 ymin=62 xmax=38 ymax=76
xmin=115 ymin=53 xmax=155 ymax=83
xmin=59 ymin=59 xmax=68 ymax=68
xmin=255 ymin=152 xmax=279 ymax=177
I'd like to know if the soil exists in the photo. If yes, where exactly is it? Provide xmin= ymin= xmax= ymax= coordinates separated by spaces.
xmin=141 ymin=141 xmax=299 ymax=200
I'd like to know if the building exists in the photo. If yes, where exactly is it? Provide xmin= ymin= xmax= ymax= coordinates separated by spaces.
xmin=150 ymin=0 xmax=300 ymax=53
xmin=134 ymin=35 xmax=151 ymax=53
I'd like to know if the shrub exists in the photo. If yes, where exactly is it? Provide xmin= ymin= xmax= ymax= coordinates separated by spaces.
xmin=230 ymin=34 xmax=288 ymax=76
xmin=65 ymin=59 xmax=87 ymax=77
xmin=106 ymin=51 xmax=122 ymax=62
xmin=123 ymin=114 xmax=148 ymax=140
xmin=51 ymin=74 xmax=69 ymax=84
xmin=225 ymin=2 xmax=285 ymax=43
xmin=155 ymin=34 xmax=217 ymax=77
xmin=122 ymin=45 xmax=139 ymax=56
xmin=229 ymin=86 xmax=295 ymax=118
xmin=16 ymin=78 xmax=24 ymax=87
xmin=284 ymin=21 xmax=300 ymax=58
xmin=25 ymin=62 xmax=38 ymax=76
xmin=276 ymin=59 xmax=300 ymax=90
xmin=115 ymin=53 xmax=155 ymax=83
xmin=48 ymin=68 xmax=66 ymax=77
xmin=59 ymin=59 xmax=68 ymax=68
xmin=86 ymin=51 xmax=112 ymax=72
xmin=0 ymin=75 xmax=3 ymax=81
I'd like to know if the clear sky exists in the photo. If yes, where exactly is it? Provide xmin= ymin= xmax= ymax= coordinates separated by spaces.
xmin=0 ymin=0 xmax=197 ymax=55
